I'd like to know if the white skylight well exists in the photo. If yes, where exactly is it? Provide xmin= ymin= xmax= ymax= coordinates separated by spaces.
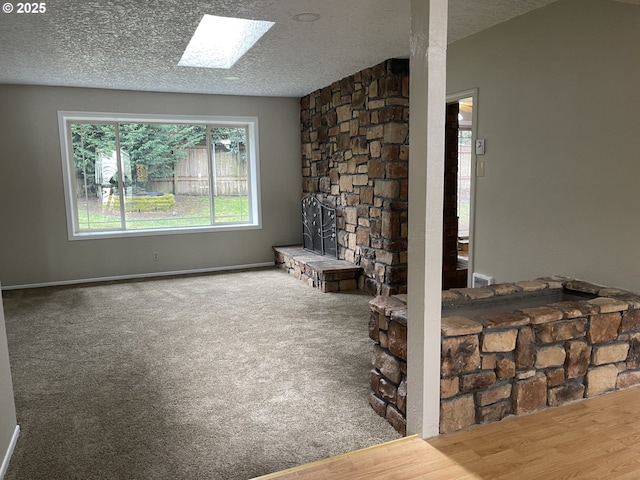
xmin=178 ymin=15 xmax=274 ymax=69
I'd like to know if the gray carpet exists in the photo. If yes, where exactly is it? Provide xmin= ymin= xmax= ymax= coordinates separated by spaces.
xmin=2 ymin=268 xmax=399 ymax=480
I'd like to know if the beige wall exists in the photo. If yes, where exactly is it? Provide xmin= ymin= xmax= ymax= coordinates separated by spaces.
xmin=0 ymin=86 xmax=301 ymax=287
xmin=447 ymin=0 xmax=640 ymax=292
xmin=0 ymin=290 xmax=17 ymax=472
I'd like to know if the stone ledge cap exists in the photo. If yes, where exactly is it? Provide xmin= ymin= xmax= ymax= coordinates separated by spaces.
xmin=535 ymin=276 xmax=573 ymax=289
xmin=450 ymin=287 xmax=494 ymax=301
xmin=588 ymin=297 xmax=629 ymax=313
xmin=390 ymin=307 xmax=408 ymax=327
xmin=441 ymin=316 xmax=483 ymax=336
xmin=519 ymin=306 xmax=564 ymax=325
xmin=489 ymin=283 xmax=523 ymax=296
xmin=516 ymin=280 xmax=549 ymax=292
xmin=565 ymin=279 xmax=605 ymax=295
xmin=369 ymin=295 xmax=406 ymax=316
xmin=608 ymin=293 xmax=640 ymax=309
xmin=477 ymin=311 xmax=530 ymax=329
xmin=442 ymin=289 xmax=464 ymax=307
xmin=548 ymin=301 xmax=598 ymax=319
xmin=599 ymin=287 xmax=633 ymax=297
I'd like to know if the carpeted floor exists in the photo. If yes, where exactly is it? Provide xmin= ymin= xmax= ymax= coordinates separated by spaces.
xmin=2 ymin=268 xmax=400 ymax=480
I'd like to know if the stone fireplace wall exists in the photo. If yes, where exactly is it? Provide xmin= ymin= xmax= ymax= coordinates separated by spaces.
xmin=300 ymin=59 xmax=409 ymax=296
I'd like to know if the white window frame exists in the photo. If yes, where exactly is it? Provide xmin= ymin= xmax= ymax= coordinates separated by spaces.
xmin=58 ymin=111 xmax=262 ymax=240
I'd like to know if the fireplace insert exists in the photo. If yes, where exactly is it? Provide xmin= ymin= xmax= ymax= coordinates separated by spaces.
xmin=301 ymin=195 xmax=337 ymax=258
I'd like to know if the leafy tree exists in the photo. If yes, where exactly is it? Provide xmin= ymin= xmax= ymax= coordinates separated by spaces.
xmin=71 ymin=124 xmax=116 ymax=195
xmin=211 ymin=127 xmax=246 ymax=157
xmin=119 ymin=123 xmax=206 ymax=181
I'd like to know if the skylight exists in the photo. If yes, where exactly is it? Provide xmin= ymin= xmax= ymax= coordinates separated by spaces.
xmin=178 ymin=15 xmax=274 ymax=69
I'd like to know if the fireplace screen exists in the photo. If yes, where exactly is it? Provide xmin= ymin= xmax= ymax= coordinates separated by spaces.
xmin=302 ymin=195 xmax=337 ymax=258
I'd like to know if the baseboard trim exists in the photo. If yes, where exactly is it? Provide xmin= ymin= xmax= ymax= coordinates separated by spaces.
xmin=1 ymin=262 xmax=275 ymax=291
xmin=0 ymin=425 xmax=20 ymax=480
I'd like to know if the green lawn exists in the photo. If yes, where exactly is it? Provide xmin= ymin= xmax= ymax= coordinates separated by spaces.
xmin=77 ymin=195 xmax=250 ymax=231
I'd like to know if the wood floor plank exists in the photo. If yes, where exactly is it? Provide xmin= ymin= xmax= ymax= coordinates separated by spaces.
xmin=257 ymin=387 xmax=640 ymax=479
xmin=252 ymin=436 xmax=481 ymax=480
xmin=429 ymin=387 xmax=640 ymax=480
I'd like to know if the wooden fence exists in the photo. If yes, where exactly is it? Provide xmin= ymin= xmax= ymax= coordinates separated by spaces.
xmin=148 ymin=146 xmax=247 ymax=196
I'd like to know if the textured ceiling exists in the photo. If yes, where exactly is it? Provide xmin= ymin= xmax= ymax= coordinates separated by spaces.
xmin=0 ymin=0 xmax=560 ymax=98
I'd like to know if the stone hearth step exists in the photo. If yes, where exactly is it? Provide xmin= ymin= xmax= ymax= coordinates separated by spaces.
xmin=273 ymin=245 xmax=362 ymax=292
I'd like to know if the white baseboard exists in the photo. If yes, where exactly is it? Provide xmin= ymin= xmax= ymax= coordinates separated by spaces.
xmin=1 ymin=262 xmax=275 ymax=291
xmin=0 ymin=425 xmax=20 ymax=480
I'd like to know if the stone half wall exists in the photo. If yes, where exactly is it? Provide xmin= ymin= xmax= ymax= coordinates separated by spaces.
xmin=368 ymin=276 xmax=640 ymax=435
xmin=300 ymin=58 xmax=409 ymax=296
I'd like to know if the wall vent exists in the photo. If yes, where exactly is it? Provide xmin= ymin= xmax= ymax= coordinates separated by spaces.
xmin=472 ymin=273 xmax=494 ymax=288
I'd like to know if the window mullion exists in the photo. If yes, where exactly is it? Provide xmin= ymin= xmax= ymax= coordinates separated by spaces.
xmin=207 ymin=126 xmax=216 ymax=225
xmin=244 ymin=125 xmax=252 ymax=223
xmin=79 ymin=127 xmax=91 ymax=229
xmin=67 ymin=121 xmax=83 ymax=233
xmin=114 ymin=123 xmax=127 ymax=230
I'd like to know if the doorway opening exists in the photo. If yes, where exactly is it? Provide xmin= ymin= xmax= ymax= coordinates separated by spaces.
xmin=443 ymin=91 xmax=476 ymax=289
xmin=457 ymin=98 xmax=473 ymax=274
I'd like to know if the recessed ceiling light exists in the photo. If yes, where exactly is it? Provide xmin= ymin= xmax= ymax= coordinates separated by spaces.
xmin=293 ymin=13 xmax=321 ymax=22
xmin=178 ymin=14 xmax=274 ymax=69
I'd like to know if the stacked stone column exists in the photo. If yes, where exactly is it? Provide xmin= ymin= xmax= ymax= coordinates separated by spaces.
xmin=300 ymin=59 xmax=409 ymax=296
xmin=368 ymin=295 xmax=408 ymax=435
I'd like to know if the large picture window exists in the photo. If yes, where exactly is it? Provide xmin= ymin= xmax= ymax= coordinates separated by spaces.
xmin=59 ymin=112 xmax=261 ymax=239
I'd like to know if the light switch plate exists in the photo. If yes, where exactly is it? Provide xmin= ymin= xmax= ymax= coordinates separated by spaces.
xmin=475 ymin=139 xmax=486 ymax=155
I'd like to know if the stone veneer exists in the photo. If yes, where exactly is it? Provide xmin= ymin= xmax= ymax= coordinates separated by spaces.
xmin=300 ymin=58 xmax=409 ymax=296
xmin=273 ymin=246 xmax=361 ymax=293
xmin=369 ymin=276 xmax=640 ymax=435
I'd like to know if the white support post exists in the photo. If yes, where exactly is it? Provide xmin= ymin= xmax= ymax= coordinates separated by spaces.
xmin=406 ymin=0 xmax=448 ymax=438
